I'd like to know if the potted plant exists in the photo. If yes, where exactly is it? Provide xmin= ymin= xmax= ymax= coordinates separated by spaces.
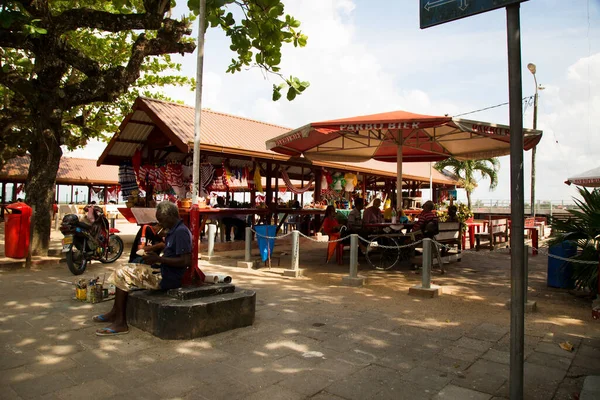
xmin=548 ymin=187 xmax=600 ymax=294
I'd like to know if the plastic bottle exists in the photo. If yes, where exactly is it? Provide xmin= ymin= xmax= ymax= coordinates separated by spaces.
xmin=391 ymin=208 xmax=397 ymax=224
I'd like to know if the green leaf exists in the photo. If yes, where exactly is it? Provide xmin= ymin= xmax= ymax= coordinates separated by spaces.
xmin=286 ymin=86 xmax=297 ymax=101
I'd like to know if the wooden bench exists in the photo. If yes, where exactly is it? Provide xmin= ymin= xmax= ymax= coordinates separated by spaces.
xmin=435 ymin=222 xmax=462 ymax=261
xmin=475 ymin=218 xmax=509 ymax=251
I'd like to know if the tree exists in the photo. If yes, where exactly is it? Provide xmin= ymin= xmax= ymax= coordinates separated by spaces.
xmin=0 ymin=0 xmax=308 ymax=255
xmin=434 ymin=158 xmax=500 ymax=209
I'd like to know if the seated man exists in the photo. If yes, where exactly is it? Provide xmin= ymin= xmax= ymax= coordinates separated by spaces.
xmin=346 ymin=197 xmax=364 ymax=233
xmin=94 ymin=201 xmax=191 ymax=336
xmin=411 ymin=200 xmax=439 ymax=236
xmin=363 ymin=198 xmax=384 ymax=225
xmin=446 ymin=205 xmax=459 ymax=222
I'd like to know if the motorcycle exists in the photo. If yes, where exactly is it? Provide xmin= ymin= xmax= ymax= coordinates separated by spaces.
xmin=60 ymin=205 xmax=124 ymax=275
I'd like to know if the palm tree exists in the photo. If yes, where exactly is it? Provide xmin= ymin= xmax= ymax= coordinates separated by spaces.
xmin=434 ymin=158 xmax=500 ymax=209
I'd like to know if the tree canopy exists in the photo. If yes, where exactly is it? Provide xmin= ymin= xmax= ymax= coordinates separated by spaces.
xmin=434 ymin=158 xmax=500 ymax=209
xmin=0 ymin=0 xmax=308 ymax=254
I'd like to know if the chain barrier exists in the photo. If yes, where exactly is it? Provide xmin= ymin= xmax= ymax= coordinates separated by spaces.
xmin=430 ymin=239 xmax=599 ymax=265
xmin=250 ymin=228 xmax=598 ymax=266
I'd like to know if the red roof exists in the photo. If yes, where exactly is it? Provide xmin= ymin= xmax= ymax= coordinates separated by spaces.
xmin=97 ymin=97 xmax=459 ymax=186
xmin=0 ymin=155 xmax=118 ymax=185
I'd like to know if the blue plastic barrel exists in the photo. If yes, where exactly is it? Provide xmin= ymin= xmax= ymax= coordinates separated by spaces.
xmin=255 ymin=225 xmax=276 ymax=262
xmin=547 ymin=241 xmax=577 ymax=289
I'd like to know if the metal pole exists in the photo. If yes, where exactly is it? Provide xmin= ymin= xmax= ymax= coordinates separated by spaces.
xmin=429 ymin=162 xmax=433 ymax=201
xmin=207 ymin=223 xmax=216 ymax=257
xmin=191 ymin=0 xmax=207 ymax=205
xmin=290 ymin=230 xmax=299 ymax=271
xmin=506 ymin=4 xmax=525 ymax=400
xmin=531 ymin=74 xmax=538 ymax=217
xmin=397 ymin=141 xmax=403 ymax=211
xmin=244 ymin=226 xmax=252 ymax=262
xmin=422 ymin=238 xmax=432 ymax=289
xmin=524 ymin=244 xmax=529 ymax=301
xmin=349 ymin=234 xmax=358 ymax=278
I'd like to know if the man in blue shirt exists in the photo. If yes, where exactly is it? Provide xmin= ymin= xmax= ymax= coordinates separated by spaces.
xmin=94 ymin=201 xmax=192 ymax=336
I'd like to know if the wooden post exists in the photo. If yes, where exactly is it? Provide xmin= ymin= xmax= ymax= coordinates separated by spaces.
xmin=300 ymin=167 xmax=304 ymax=205
xmin=314 ymin=168 xmax=322 ymax=203
xmin=70 ymin=185 xmax=74 ymax=203
xmin=266 ymin=162 xmax=272 ymax=206
xmin=87 ymin=185 xmax=92 ymax=204
xmin=274 ymin=163 xmax=279 ymax=205
xmin=103 ymin=186 xmax=108 ymax=204
xmin=362 ymin=175 xmax=367 ymax=200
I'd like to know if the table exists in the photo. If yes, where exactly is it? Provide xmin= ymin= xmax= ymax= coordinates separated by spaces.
xmin=363 ymin=222 xmax=415 ymax=233
xmin=465 ymin=221 xmax=484 ymax=249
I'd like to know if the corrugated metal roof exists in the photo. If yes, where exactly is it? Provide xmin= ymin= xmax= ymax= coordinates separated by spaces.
xmin=98 ymin=97 xmax=458 ymax=185
xmin=0 ymin=155 xmax=118 ymax=185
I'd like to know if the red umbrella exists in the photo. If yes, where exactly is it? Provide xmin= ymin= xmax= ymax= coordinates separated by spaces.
xmin=266 ymin=110 xmax=542 ymax=207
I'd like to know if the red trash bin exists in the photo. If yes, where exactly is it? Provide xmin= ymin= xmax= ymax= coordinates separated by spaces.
xmin=5 ymin=202 xmax=32 ymax=258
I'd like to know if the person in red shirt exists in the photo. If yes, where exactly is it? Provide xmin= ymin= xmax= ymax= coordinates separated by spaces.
xmin=322 ymin=205 xmax=342 ymax=262
xmin=412 ymin=200 xmax=439 ymax=235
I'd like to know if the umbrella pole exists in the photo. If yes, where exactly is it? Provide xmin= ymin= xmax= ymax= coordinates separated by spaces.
xmin=397 ymin=142 xmax=402 ymax=212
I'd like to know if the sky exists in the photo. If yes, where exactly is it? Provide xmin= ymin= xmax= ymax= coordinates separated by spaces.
xmin=66 ymin=0 xmax=600 ymax=205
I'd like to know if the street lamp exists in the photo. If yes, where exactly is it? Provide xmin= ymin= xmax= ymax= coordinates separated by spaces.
xmin=527 ymin=63 xmax=539 ymax=217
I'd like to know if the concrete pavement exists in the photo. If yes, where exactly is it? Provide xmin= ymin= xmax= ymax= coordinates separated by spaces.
xmin=0 ymin=227 xmax=599 ymax=399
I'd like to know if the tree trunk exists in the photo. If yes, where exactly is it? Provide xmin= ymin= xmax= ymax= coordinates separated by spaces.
xmin=466 ymin=190 xmax=472 ymax=210
xmin=25 ymin=130 xmax=63 ymax=256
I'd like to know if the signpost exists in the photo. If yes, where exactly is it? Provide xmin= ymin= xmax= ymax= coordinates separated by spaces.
xmin=421 ymin=1 xmax=528 ymax=399
xmin=420 ymin=0 xmax=526 ymax=29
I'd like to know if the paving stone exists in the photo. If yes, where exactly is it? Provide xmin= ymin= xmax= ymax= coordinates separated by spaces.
xmin=451 ymin=368 xmax=506 ymax=395
xmin=0 ymin=385 xmax=22 ymax=400
xmin=326 ymin=364 xmax=402 ymax=400
xmin=435 ymin=384 xmax=492 ymax=400
xmin=481 ymin=349 xmax=510 ymax=365
xmin=277 ymin=370 xmax=336 ymax=396
xmin=526 ymin=351 xmax=572 ymax=371
xmin=572 ymin=355 xmax=600 ymax=373
xmin=535 ymin=341 xmax=576 ymax=359
xmin=441 ymin=346 xmax=486 ymax=363
xmin=524 ymin=362 xmax=567 ymax=386
xmin=401 ymin=366 xmax=453 ymax=391
xmin=241 ymin=384 xmax=306 ymax=400
xmin=9 ymin=372 xmax=76 ymax=399
xmin=467 ymin=360 xmax=510 ymax=380
xmin=553 ymin=375 xmax=586 ymax=400
xmin=53 ymin=379 xmax=120 ymax=400
xmin=420 ymin=355 xmax=472 ymax=373
xmin=147 ymin=370 xmax=212 ymax=398
xmin=465 ymin=323 xmax=508 ymax=343
xmin=577 ymin=344 xmax=600 ymax=359
xmin=309 ymin=392 xmax=347 ymax=400
xmin=371 ymin=381 xmax=435 ymax=400
xmin=455 ymin=337 xmax=495 ymax=353
xmin=494 ymin=381 xmax=557 ymax=400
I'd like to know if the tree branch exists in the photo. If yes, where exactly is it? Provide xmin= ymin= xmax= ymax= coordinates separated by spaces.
xmin=0 ymin=30 xmax=34 ymax=51
xmin=0 ymin=68 xmax=37 ymax=105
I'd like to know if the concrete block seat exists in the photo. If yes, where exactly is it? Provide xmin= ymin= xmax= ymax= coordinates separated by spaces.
xmin=126 ymin=283 xmax=256 ymax=340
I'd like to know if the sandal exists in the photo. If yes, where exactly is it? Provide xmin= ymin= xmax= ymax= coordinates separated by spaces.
xmin=92 ymin=314 xmax=111 ymax=323
xmin=95 ymin=328 xmax=129 ymax=336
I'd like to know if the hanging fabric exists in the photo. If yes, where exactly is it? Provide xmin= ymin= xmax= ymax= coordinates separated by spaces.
xmin=254 ymin=167 xmax=263 ymax=193
xmin=197 ymin=162 xmax=214 ymax=196
xmin=166 ymin=163 xmax=186 ymax=198
xmin=331 ymin=172 xmax=344 ymax=191
xmin=344 ymin=173 xmax=358 ymax=192
xmin=208 ymin=168 xmax=227 ymax=192
xmin=119 ymin=161 xmax=139 ymax=198
xmin=280 ymin=170 xmax=314 ymax=194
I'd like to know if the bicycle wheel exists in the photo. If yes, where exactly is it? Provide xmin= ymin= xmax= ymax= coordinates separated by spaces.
xmin=366 ymin=235 xmax=400 ymax=270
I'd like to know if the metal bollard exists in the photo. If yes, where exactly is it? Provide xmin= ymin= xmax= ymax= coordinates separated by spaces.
xmin=291 ymin=230 xmax=299 ymax=271
xmin=341 ymin=234 xmax=365 ymax=286
xmin=422 ymin=238 xmax=432 ymax=289
xmin=349 ymin=234 xmax=358 ymax=278
xmin=244 ymin=226 xmax=252 ymax=262
xmin=283 ymin=230 xmax=301 ymax=277
xmin=207 ymin=224 xmax=216 ymax=257
xmin=524 ymin=244 xmax=529 ymax=301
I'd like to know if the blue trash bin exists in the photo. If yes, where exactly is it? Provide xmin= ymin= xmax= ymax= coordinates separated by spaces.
xmin=547 ymin=241 xmax=577 ymax=289
xmin=255 ymin=225 xmax=276 ymax=262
